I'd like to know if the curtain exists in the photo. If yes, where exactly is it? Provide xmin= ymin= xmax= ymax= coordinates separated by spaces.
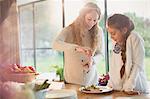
xmin=0 ymin=0 xmax=20 ymax=78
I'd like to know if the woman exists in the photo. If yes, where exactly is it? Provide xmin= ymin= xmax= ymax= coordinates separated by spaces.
xmin=53 ymin=2 xmax=104 ymax=86
xmin=107 ymin=14 xmax=148 ymax=94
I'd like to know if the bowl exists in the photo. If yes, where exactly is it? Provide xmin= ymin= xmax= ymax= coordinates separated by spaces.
xmin=4 ymin=73 xmax=37 ymax=83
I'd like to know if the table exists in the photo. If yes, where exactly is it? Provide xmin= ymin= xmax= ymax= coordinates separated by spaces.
xmin=64 ymin=84 xmax=150 ymax=99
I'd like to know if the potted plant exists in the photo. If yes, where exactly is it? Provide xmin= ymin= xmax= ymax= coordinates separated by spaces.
xmin=51 ymin=65 xmax=64 ymax=81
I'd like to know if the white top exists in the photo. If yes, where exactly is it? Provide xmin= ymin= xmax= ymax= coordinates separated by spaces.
xmin=52 ymin=26 xmax=104 ymax=86
xmin=108 ymin=32 xmax=148 ymax=93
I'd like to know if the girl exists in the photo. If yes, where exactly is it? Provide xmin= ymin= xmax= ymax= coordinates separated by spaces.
xmin=53 ymin=2 xmax=104 ymax=86
xmin=107 ymin=14 xmax=148 ymax=95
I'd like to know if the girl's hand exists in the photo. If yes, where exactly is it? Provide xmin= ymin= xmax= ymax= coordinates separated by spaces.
xmin=124 ymin=91 xmax=140 ymax=95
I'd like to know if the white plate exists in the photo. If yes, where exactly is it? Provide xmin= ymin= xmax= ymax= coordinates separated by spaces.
xmin=79 ymin=86 xmax=113 ymax=94
xmin=45 ymin=89 xmax=77 ymax=99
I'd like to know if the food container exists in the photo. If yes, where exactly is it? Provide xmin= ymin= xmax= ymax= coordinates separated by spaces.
xmin=4 ymin=73 xmax=37 ymax=83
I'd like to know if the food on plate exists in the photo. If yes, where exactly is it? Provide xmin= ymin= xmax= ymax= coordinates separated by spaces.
xmin=79 ymin=85 xmax=113 ymax=94
xmin=81 ymin=85 xmax=102 ymax=92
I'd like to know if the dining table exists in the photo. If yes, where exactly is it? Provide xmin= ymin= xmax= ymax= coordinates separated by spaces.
xmin=64 ymin=83 xmax=150 ymax=99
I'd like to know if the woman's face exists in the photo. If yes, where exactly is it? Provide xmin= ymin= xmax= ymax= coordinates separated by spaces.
xmin=107 ymin=26 xmax=125 ymax=43
xmin=84 ymin=11 xmax=99 ymax=30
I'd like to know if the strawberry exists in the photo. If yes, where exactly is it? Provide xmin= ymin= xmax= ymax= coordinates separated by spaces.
xmin=23 ymin=67 xmax=33 ymax=73
xmin=27 ymin=66 xmax=35 ymax=72
xmin=13 ymin=66 xmax=22 ymax=72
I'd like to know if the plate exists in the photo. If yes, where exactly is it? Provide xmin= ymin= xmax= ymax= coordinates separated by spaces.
xmin=79 ymin=85 xmax=113 ymax=94
xmin=45 ymin=89 xmax=77 ymax=99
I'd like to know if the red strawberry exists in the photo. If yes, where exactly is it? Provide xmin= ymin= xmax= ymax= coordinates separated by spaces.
xmin=28 ymin=66 xmax=35 ymax=72
xmin=22 ymin=67 xmax=33 ymax=73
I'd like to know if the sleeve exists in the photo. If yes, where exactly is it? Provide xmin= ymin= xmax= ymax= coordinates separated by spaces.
xmin=123 ymin=35 xmax=145 ymax=91
xmin=52 ymin=27 xmax=78 ymax=52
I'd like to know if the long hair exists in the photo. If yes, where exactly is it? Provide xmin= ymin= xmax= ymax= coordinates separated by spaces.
xmin=69 ymin=2 xmax=101 ymax=51
xmin=107 ymin=14 xmax=134 ymax=79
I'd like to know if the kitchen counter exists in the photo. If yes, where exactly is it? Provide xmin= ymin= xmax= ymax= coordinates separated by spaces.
xmin=36 ymin=73 xmax=150 ymax=99
xmin=64 ymin=84 xmax=150 ymax=99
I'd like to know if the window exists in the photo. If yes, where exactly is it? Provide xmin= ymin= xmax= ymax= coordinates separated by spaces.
xmin=18 ymin=0 xmax=63 ymax=73
xmin=17 ymin=0 xmax=150 ymax=80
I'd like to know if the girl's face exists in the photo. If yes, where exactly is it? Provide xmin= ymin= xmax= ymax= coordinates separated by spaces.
xmin=84 ymin=11 xmax=99 ymax=30
xmin=107 ymin=26 xmax=126 ymax=44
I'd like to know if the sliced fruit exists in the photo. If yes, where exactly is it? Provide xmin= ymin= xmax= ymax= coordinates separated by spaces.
xmin=27 ymin=66 xmax=35 ymax=72
xmin=22 ymin=67 xmax=34 ymax=73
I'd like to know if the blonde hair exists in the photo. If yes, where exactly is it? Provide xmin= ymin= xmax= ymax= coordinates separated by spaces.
xmin=69 ymin=2 xmax=101 ymax=51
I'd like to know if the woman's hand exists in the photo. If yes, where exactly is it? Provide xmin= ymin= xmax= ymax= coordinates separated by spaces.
xmin=75 ymin=46 xmax=94 ymax=73
xmin=75 ymin=46 xmax=92 ymax=57
xmin=124 ymin=91 xmax=140 ymax=95
xmin=82 ymin=57 xmax=94 ymax=73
